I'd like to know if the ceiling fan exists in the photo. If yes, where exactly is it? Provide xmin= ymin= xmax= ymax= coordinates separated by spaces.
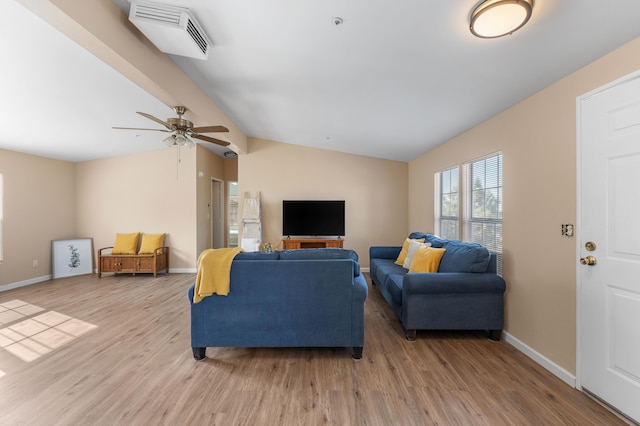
xmin=113 ymin=106 xmax=230 ymax=147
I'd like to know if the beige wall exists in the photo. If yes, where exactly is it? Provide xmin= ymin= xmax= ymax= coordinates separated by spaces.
xmin=239 ymin=138 xmax=408 ymax=266
xmin=224 ymin=156 xmax=238 ymax=182
xmin=76 ymin=147 xmax=198 ymax=271
xmin=0 ymin=149 xmax=76 ymax=286
xmin=195 ymin=145 xmax=227 ymax=255
xmin=409 ymin=36 xmax=640 ymax=375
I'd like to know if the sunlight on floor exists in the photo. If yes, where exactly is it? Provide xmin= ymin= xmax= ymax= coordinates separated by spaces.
xmin=0 ymin=299 xmax=98 ymax=367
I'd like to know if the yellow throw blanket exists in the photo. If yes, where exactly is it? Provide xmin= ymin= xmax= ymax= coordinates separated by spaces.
xmin=193 ymin=247 xmax=243 ymax=303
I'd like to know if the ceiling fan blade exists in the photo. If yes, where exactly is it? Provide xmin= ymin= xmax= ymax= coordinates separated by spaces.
xmin=191 ymin=125 xmax=229 ymax=133
xmin=112 ymin=126 xmax=170 ymax=132
xmin=136 ymin=111 xmax=173 ymax=130
xmin=191 ymin=133 xmax=230 ymax=146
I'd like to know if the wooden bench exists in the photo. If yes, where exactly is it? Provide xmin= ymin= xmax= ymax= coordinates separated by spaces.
xmin=98 ymin=246 xmax=169 ymax=278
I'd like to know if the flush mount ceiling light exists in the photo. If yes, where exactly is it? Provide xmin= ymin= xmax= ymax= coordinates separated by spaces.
xmin=470 ymin=0 xmax=533 ymax=39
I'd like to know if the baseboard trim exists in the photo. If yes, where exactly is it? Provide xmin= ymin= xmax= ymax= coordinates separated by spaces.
xmin=0 ymin=270 xmax=198 ymax=292
xmin=0 ymin=275 xmax=52 ymax=292
xmin=503 ymin=331 xmax=576 ymax=387
xmin=169 ymin=268 xmax=197 ymax=274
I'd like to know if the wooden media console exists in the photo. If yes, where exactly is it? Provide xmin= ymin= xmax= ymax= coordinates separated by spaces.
xmin=281 ymin=238 xmax=343 ymax=250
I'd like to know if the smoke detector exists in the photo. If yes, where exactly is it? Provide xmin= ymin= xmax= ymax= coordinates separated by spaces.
xmin=129 ymin=1 xmax=211 ymax=59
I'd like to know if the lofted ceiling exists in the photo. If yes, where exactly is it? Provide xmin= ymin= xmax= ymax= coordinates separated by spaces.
xmin=3 ymin=1 xmax=640 ymax=163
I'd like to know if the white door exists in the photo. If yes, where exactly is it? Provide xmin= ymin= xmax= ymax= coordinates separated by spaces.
xmin=578 ymin=72 xmax=640 ymax=423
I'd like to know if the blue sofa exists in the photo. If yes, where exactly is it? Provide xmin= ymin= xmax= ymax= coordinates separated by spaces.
xmin=188 ymin=248 xmax=368 ymax=360
xmin=369 ymin=233 xmax=505 ymax=341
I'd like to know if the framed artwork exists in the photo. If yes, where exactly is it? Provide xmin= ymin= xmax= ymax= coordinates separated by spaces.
xmin=52 ymin=238 xmax=94 ymax=279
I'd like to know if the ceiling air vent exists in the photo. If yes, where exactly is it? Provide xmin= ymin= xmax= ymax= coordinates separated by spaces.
xmin=129 ymin=1 xmax=211 ymax=60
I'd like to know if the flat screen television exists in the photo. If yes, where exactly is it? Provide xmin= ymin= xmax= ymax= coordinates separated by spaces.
xmin=282 ymin=200 xmax=345 ymax=237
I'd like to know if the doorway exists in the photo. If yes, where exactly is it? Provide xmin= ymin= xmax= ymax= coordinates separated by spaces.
xmin=577 ymin=70 xmax=640 ymax=423
xmin=210 ymin=178 xmax=224 ymax=249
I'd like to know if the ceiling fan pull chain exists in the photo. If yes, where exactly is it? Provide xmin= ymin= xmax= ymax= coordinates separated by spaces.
xmin=176 ymin=145 xmax=180 ymax=180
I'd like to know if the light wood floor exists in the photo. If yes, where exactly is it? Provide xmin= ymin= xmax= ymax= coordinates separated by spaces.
xmin=0 ymin=272 xmax=626 ymax=425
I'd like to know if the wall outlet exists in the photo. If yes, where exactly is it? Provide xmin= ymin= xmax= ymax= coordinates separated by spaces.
xmin=33 ymin=259 xmax=38 ymax=267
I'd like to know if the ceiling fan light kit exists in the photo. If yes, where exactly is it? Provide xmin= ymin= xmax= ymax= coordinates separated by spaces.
xmin=162 ymin=133 xmax=194 ymax=148
xmin=163 ymin=134 xmax=176 ymax=147
xmin=470 ymin=0 xmax=533 ymax=39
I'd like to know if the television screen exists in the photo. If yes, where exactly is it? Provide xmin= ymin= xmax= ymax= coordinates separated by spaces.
xmin=282 ymin=200 xmax=345 ymax=237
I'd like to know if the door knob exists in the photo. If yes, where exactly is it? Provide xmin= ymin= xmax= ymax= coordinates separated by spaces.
xmin=580 ymin=256 xmax=597 ymax=266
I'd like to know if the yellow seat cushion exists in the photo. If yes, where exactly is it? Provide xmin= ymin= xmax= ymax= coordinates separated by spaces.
xmin=112 ymin=232 xmax=140 ymax=255
xmin=395 ymin=238 xmax=425 ymax=266
xmin=409 ymin=246 xmax=447 ymax=273
xmin=138 ymin=233 xmax=165 ymax=254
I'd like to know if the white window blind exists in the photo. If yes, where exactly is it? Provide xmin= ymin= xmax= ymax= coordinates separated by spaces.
xmin=464 ymin=153 xmax=503 ymax=275
xmin=435 ymin=166 xmax=460 ymax=240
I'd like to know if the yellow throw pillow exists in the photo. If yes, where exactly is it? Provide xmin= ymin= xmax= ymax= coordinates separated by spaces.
xmin=395 ymin=238 xmax=425 ymax=266
xmin=138 ymin=233 xmax=165 ymax=254
xmin=403 ymin=241 xmax=431 ymax=269
xmin=112 ymin=232 xmax=140 ymax=254
xmin=409 ymin=246 xmax=446 ymax=273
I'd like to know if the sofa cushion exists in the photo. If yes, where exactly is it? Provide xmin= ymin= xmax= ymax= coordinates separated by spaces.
xmin=408 ymin=232 xmax=447 ymax=248
xmin=395 ymin=238 xmax=425 ymax=266
xmin=279 ymin=248 xmax=360 ymax=276
xmin=409 ymin=246 xmax=446 ymax=273
xmin=426 ymin=235 xmax=448 ymax=248
xmin=384 ymin=273 xmax=404 ymax=306
xmin=438 ymin=241 xmax=490 ymax=273
xmin=402 ymin=240 xmax=431 ymax=269
xmin=234 ymin=251 xmax=280 ymax=261
xmin=408 ymin=232 xmax=430 ymax=241
xmin=278 ymin=248 xmax=357 ymax=261
xmin=370 ymin=258 xmax=405 ymax=288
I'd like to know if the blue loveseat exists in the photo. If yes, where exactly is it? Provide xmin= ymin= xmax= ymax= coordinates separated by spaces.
xmin=369 ymin=233 xmax=505 ymax=341
xmin=188 ymin=248 xmax=368 ymax=360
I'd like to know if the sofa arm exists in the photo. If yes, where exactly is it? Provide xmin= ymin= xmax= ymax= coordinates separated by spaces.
xmin=352 ymin=273 xmax=369 ymax=302
xmin=369 ymin=246 xmax=402 ymax=261
xmin=98 ymin=246 xmax=114 ymax=256
xmin=403 ymin=272 xmax=506 ymax=296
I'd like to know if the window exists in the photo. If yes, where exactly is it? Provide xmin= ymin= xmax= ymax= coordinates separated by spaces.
xmin=464 ymin=153 xmax=503 ymax=274
xmin=435 ymin=166 xmax=459 ymax=240
xmin=434 ymin=153 xmax=503 ymax=275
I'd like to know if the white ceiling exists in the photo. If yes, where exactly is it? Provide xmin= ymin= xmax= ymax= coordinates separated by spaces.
xmin=3 ymin=1 xmax=640 ymax=163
